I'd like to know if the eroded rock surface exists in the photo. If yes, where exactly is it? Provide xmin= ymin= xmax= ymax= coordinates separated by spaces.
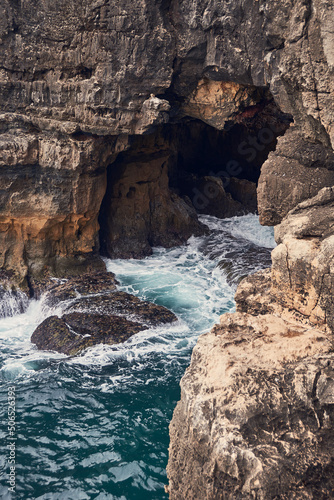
xmin=167 ymin=181 xmax=334 ymax=499
xmin=167 ymin=308 xmax=334 ymax=499
xmin=31 ymin=314 xmax=144 ymax=356
xmin=0 ymin=0 xmax=332 ymax=282
xmin=271 ymin=186 xmax=334 ymax=331
xmin=258 ymin=129 xmax=334 ymax=225
xmin=31 ymin=271 xmax=177 ymax=355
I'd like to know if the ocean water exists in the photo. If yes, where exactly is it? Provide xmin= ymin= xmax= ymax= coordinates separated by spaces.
xmin=0 ymin=215 xmax=275 ymax=500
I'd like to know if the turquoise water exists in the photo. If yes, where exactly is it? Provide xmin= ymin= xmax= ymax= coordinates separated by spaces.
xmin=0 ymin=215 xmax=275 ymax=499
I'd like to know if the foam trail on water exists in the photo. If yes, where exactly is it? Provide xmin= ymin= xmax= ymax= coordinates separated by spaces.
xmin=199 ymin=213 xmax=276 ymax=248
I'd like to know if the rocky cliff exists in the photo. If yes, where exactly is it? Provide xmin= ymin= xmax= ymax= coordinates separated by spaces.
xmin=1 ymin=0 xmax=332 ymax=289
xmin=163 ymin=0 xmax=334 ymax=498
xmin=0 ymin=0 xmax=334 ymax=496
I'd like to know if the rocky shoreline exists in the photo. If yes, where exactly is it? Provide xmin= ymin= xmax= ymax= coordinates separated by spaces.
xmin=30 ymin=272 xmax=177 ymax=355
xmin=166 ymin=186 xmax=334 ymax=498
xmin=0 ymin=0 xmax=333 ymax=497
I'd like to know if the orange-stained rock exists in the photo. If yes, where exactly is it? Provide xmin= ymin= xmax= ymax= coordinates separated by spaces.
xmin=182 ymin=79 xmax=265 ymax=130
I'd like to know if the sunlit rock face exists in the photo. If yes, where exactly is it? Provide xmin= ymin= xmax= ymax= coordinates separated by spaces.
xmin=271 ymin=187 xmax=334 ymax=331
xmin=0 ymin=125 xmax=121 ymax=283
xmin=167 ymin=306 xmax=334 ymax=500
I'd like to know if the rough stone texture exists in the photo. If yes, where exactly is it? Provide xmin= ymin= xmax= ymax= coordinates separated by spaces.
xmin=181 ymin=80 xmax=268 ymax=130
xmin=99 ymin=136 xmax=205 ymax=258
xmin=0 ymin=124 xmax=122 ymax=282
xmin=0 ymin=0 xmax=333 ymax=281
xmin=167 ymin=310 xmax=334 ymax=499
xmin=271 ymin=186 xmax=334 ymax=331
xmin=226 ymin=177 xmax=257 ymax=214
xmin=63 ymin=291 xmax=177 ymax=327
xmin=31 ymin=314 xmax=144 ymax=356
xmin=167 ymin=181 xmax=334 ymax=497
xmin=31 ymin=277 xmax=177 ymax=355
xmin=235 ymin=268 xmax=276 ymax=316
xmin=258 ymin=129 xmax=334 ymax=225
xmin=31 ymin=271 xmax=119 ymax=302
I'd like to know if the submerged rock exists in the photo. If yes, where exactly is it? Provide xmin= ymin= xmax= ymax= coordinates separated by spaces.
xmin=32 ymin=271 xmax=119 ymax=304
xmin=64 ymin=291 xmax=177 ymax=326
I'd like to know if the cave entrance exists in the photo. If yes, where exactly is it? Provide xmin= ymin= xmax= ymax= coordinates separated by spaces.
xmin=99 ymin=98 xmax=291 ymax=259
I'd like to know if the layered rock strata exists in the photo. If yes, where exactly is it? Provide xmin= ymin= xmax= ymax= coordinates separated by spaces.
xmin=167 ymin=305 xmax=334 ymax=499
xmin=1 ymin=0 xmax=332 ymax=284
xmin=167 ymin=188 xmax=334 ymax=498
xmin=166 ymin=1 xmax=334 ymax=497
xmin=0 ymin=0 xmax=334 ymax=494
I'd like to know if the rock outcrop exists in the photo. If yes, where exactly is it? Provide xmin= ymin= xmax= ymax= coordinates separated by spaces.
xmin=167 ymin=307 xmax=334 ymax=499
xmin=31 ymin=314 xmax=144 ymax=356
xmin=167 ymin=187 xmax=334 ymax=498
xmin=272 ymin=186 xmax=334 ymax=331
xmin=31 ymin=272 xmax=177 ymax=355
xmin=258 ymin=129 xmax=334 ymax=225
xmin=0 ymin=0 xmax=334 ymax=495
xmin=165 ymin=0 xmax=334 ymax=494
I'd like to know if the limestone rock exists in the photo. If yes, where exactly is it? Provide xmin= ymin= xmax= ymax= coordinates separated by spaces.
xmin=31 ymin=272 xmax=177 ymax=355
xmin=167 ymin=311 xmax=334 ymax=499
xmin=63 ymin=291 xmax=177 ymax=327
xmin=235 ymin=268 xmax=276 ymax=316
xmin=271 ymin=186 xmax=334 ymax=331
xmin=181 ymin=80 xmax=266 ymax=130
xmin=258 ymin=129 xmax=334 ymax=225
xmin=99 ymin=139 xmax=206 ymax=259
xmin=0 ymin=0 xmax=332 ymax=279
xmin=226 ymin=178 xmax=257 ymax=214
xmin=31 ymin=271 xmax=119 ymax=302
xmin=0 ymin=128 xmax=121 ymax=282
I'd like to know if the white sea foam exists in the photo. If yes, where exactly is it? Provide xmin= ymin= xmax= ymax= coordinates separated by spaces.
xmin=0 ymin=214 xmax=274 ymax=375
xmin=199 ymin=213 xmax=276 ymax=248
xmin=0 ymin=213 xmax=276 ymax=499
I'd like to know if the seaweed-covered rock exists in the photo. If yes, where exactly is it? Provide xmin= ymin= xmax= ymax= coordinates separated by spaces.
xmin=64 ymin=291 xmax=177 ymax=327
xmin=31 ymin=276 xmax=178 ymax=355
xmin=31 ymin=314 xmax=144 ymax=356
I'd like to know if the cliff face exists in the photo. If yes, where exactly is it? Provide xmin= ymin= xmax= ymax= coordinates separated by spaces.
xmin=1 ymin=1 xmax=334 ymax=493
xmin=167 ymin=302 xmax=334 ymax=499
xmin=0 ymin=0 xmax=333 ymax=288
xmin=165 ymin=0 xmax=334 ymax=498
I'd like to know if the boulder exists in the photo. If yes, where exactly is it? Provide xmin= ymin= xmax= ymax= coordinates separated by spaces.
xmin=31 ymin=314 xmax=144 ymax=356
xmin=31 ymin=272 xmax=177 ymax=355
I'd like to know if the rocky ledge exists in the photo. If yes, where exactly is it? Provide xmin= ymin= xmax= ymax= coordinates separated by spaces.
xmin=31 ymin=272 xmax=177 ymax=356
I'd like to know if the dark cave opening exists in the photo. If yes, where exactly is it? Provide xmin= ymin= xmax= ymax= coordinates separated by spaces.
xmin=99 ymin=98 xmax=292 ymax=259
